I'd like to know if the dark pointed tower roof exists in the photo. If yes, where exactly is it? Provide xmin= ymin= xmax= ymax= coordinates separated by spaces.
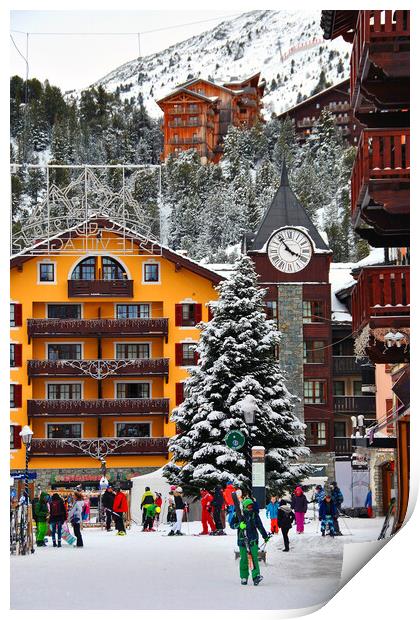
xmin=250 ymin=161 xmax=330 ymax=252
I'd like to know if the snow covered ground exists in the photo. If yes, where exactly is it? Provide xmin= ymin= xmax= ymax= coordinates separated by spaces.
xmin=10 ymin=514 xmax=384 ymax=610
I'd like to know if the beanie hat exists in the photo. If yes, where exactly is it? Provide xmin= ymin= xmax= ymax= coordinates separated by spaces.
xmin=176 ymin=486 xmax=183 ymax=493
xmin=243 ymin=498 xmax=253 ymax=509
xmin=170 ymin=485 xmax=177 ymax=491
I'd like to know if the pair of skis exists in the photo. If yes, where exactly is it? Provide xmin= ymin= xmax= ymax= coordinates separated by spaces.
xmin=231 ymin=491 xmax=258 ymax=573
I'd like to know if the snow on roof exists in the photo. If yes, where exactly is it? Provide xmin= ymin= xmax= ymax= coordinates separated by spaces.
xmin=354 ymin=247 xmax=385 ymax=268
xmin=330 ymin=262 xmax=355 ymax=323
xmin=205 ymin=263 xmax=236 ymax=278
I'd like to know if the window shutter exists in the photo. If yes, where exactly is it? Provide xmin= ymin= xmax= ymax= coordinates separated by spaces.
xmin=14 ymin=344 xmax=22 ymax=367
xmin=208 ymin=305 xmax=214 ymax=321
xmin=175 ymin=382 xmax=184 ymax=406
xmin=194 ymin=304 xmax=202 ymax=323
xmin=13 ymin=425 xmax=22 ymax=449
xmin=14 ymin=384 xmax=22 ymax=408
xmin=175 ymin=343 xmax=183 ymax=366
xmin=14 ymin=304 xmax=22 ymax=327
xmin=194 ymin=348 xmax=199 ymax=365
xmin=175 ymin=304 xmax=183 ymax=326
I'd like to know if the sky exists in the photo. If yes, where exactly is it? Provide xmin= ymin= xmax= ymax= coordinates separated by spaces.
xmin=10 ymin=10 xmax=241 ymax=92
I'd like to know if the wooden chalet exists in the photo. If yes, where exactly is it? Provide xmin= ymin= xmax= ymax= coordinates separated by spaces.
xmin=157 ymin=74 xmax=265 ymax=162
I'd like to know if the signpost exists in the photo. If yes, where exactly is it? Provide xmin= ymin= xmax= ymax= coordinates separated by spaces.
xmin=224 ymin=430 xmax=246 ymax=451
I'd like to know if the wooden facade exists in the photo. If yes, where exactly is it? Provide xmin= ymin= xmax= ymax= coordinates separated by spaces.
xmin=157 ymin=74 xmax=265 ymax=162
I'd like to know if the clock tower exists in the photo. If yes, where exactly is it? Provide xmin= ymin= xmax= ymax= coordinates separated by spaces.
xmin=245 ymin=162 xmax=335 ymax=477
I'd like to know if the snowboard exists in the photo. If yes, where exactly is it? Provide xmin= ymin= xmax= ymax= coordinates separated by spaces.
xmin=62 ymin=522 xmax=76 ymax=546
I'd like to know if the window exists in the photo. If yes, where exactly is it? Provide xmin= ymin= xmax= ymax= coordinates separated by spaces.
xmin=173 ymin=134 xmax=179 ymax=144
xmin=304 ymin=380 xmax=326 ymax=404
xmin=47 ymin=384 xmax=82 ymax=400
xmin=39 ymin=263 xmax=55 ymax=282
xmin=304 ymin=341 xmax=325 ymax=364
xmin=353 ymin=381 xmax=363 ymax=396
xmin=189 ymin=116 xmax=198 ymax=125
xmin=10 ymin=425 xmax=22 ymax=450
xmin=48 ymin=304 xmax=81 ymax=319
xmin=332 ymin=339 xmax=353 ymax=356
xmin=102 ymin=257 xmax=126 ymax=281
xmin=179 ymin=343 xmax=197 ymax=366
xmin=10 ymin=384 xmax=22 ymax=408
xmin=189 ymin=104 xmax=198 ymax=111
xmin=176 ymin=382 xmax=185 ymax=406
xmin=116 ymin=304 xmax=150 ymax=319
xmin=175 ymin=303 xmax=202 ymax=327
xmin=116 ymin=343 xmax=150 ymax=359
xmin=47 ymin=424 xmax=82 ymax=439
xmin=116 ymin=383 xmax=150 ymax=398
xmin=303 ymin=300 xmax=324 ymax=323
xmin=116 ymin=423 xmax=150 ymax=438
xmin=71 ymin=257 xmax=96 ymax=281
xmin=10 ymin=344 xmax=22 ymax=367
xmin=264 ymin=301 xmax=278 ymax=321
xmin=305 ymin=421 xmax=327 ymax=446
xmin=47 ymin=344 xmax=82 ymax=360
xmin=10 ymin=303 xmax=22 ymax=327
xmin=334 ymin=421 xmax=346 ymax=437
xmin=143 ymin=263 xmax=159 ymax=283
xmin=333 ymin=381 xmax=345 ymax=396
xmin=239 ymin=108 xmax=247 ymax=115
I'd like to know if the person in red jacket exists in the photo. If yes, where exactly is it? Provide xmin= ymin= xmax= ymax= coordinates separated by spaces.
xmin=113 ymin=486 xmax=128 ymax=536
xmin=223 ymin=481 xmax=236 ymax=520
xmin=199 ymin=489 xmax=216 ymax=535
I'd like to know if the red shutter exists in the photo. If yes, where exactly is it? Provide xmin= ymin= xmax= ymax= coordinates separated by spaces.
xmin=13 ymin=425 xmax=22 ymax=449
xmin=175 ymin=304 xmax=183 ymax=327
xmin=208 ymin=305 xmax=214 ymax=321
xmin=194 ymin=348 xmax=199 ymax=365
xmin=14 ymin=304 xmax=22 ymax=327
xmin=194 ymin=304 xmax=202 ymax=323
xmin=14 ymin=384 xmax=22 ymax=408
xmin=175 ymin=343 xmax=183 ymax=366
xmin=175 ymin=382 xmax=184 ymax=406
xmin=14 ymin=344 xmax=22 ymax=367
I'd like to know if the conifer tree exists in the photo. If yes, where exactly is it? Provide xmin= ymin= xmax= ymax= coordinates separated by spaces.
xmin=164 ymin=255 xmax=311 ymax=495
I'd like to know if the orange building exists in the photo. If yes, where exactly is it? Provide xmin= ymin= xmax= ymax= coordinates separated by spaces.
xmin=10 ymin=218 xmax=222 ymax=492
xmin=157 ymin=74 xmax=265 ymax=162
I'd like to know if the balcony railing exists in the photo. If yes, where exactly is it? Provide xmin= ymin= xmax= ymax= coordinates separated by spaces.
xmin=333 ymin=356 xmax=363 ymax=375
xmin=334 ymin=437 xmax=354 ymax=455
xmin=27 ymin=318 xmax=168 ymax=339
xmin=352 ymin=266 xmax=410 ymax=332
xmin=351 ymin=128 xmax=410 ymax=220
xmin=334 ymin=395 xmax=376 ymax=414
xmin=167 ymin=107 xmax=201 ymax=114
xmin=27 ymin=358 xmax=169 ymax=378
xmin=27 ymin=398 xmax=169 ymax=417
xmin=169 ymin=138 xmax=204 ymax=145
xmin=68 ymin=280 xmax=133 ymax=298
xmin=350 ymin=10 xmax=410 ymax=108
xmin=30 ymin=436 xmax=169 ymax=457
xmin=168 ymin=120 xmax=203 ymax=128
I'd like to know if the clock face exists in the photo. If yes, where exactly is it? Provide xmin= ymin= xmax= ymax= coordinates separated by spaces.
xmin=267 ymin=228 xmax=313 ymax=273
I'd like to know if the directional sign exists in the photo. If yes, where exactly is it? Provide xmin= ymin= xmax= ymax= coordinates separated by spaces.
xmin=11 ymin=472 xmax=37 ymax=480
xmin=224 ymin=430 xmax=246 ymax=451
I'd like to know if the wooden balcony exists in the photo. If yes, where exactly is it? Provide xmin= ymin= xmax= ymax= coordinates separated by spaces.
xmin=334 ymin=437 xmax=354 ymax=456
xmin=68 ymin=279 xmax=133 ymax=298
xmin=333 ymin=356 xmax=363 ymax=375
xmin=30 ymin=436 xmax=169 ymax=457
xmin=27 ymin=358 xmax=169 ymax=379
xmin=27 ymin=398 xmax=169 ymax=417
xmin=168 ymin=120 xmax=203 ymax=128
xmin=27 ymin=318 xmax=169 ymax=340
xmin=350 ymin=10 xmax=410 ymax=111
xmin=351 ymin=128 xmax=410 ymax=243
xmin=169 ymin=138 xmax=205 ymax=146
xmin=334 ymin=396 xmax=376 ymax=414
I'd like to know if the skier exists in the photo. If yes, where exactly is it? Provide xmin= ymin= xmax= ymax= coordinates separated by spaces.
xmin=143 ymin=502 xmax=157 ymax=531
xmin=211 ymin=484 xmax=226 ymax=535
xmin=33 ymin=491 xmax=50 ymax=547
xmin=277 ymin=499 xmax=295 ymax=552
xmin=365 ymin=486 xmax=373 ymax=518
xmin=68 ymin=491 xmax=84 ymax=547
xmin=291 ymin=486 xmax=308 ymax=534
xmin=231 ymin=498 xmax=270 ymax=586
xmin=49 ymin=492 xmax=67 ymax=548
xmin=113 ymin=486 xmax=128 ymax=536
xmin=101 ymin=485 xmax=115 ymax=531
xmin=168 ymin=487 xmax=185 ymax=536
xmin=199 ymin=489 xmax=216 ymax=535
xmin=266 ymin=496 xmax=279 ymax=534
xmin=140 ymin=486 xmax=155 ymax=525
xmin=319 ymin=494 xmax=337 ymax=537
xmin=155 ymin=492 xmax=163 ymax=525
xmin=313 ymin=485 xmax=326 ymax=507
xmin=223 ymin=481 xmax=236 ymax=520
xmin=167 ymin=491 xmax=176 ymax=524
xmin=330 ymin=481 xmax=343 ymax=535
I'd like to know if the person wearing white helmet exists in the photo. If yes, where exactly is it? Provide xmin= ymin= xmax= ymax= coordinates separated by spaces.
xmin=168 ymin=487 xmax=185 ymax=536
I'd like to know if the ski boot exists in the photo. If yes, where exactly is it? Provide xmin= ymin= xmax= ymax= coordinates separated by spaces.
xmin=57 ymin=541 xmax=62 ymax=548
xmin=253 ymin=576 xmax=263 ymax=586
xmin=52 ymin=540 xmax=57 ymax=548
xmin=168 ymin=530 xmax=175 ymax=536
xmin=175 ymin=531 xmax=183 ymax=536
xmin=241 ymin=579 xmax=248 ymax=585
xmin=321 ymin=530 xmax=325 ymax=537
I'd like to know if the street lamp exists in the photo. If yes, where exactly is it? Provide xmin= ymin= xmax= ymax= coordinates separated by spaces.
xmin=238 ymin=395 xmax=259 ymax=499
xmin=19 ymin=426 xmax=33 ymax=505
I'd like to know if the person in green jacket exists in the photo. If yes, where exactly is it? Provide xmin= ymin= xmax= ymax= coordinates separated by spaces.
xmin=143 ymin=503 xmax=157 ymax=531
xmin=231 ymin=498 xmax=270 ymax=586
xmin=140 ymin=487 xmax=155 ymax=525
xmin=34 ymin=491 xmax=50 ymax=547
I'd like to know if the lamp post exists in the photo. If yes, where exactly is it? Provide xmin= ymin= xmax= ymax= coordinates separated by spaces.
xmin=19 ymin=425 xmax=33 ymax=505
xmin=239 ymin=395 xmax=266 ymax=506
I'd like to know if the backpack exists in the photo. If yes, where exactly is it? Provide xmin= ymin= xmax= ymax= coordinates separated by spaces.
xmin=50 ymin=499 xmax=62 ymax=518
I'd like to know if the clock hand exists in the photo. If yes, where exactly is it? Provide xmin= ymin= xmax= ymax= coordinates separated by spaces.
xmin=280 ymin=239 xmax=300 ymax=257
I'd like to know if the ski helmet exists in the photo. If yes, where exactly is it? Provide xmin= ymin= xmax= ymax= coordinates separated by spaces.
xmin=243 ymin=498 xmax=254 ymax=510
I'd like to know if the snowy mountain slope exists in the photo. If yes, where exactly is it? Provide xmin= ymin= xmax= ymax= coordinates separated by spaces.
xmin=92 ymin=10 xmax=350 ymax=118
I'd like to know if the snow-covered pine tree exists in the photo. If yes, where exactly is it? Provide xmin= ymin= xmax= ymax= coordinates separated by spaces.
xmin=164 ymin=255 xmax=311 ymax=495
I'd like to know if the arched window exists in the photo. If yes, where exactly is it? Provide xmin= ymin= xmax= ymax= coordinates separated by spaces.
xmin=70 ymin=256 xmax=127 ymax=281
xmin=102 ymin=257 xmax=126 ymax=280
xmin=71 ymin=257 xmax=96 ymax=281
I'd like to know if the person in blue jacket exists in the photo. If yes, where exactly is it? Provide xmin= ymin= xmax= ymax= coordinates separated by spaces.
xmin=365 ymin=487 xmax=373 ymax=518
xmin=313 ymin=485 xmax=326 ymax=507
xmin=319 ymin=495 xmax=337 ymax=537
xmin=266 ymin=496 xmax=279 ymax=534
xmin=231 ymin=498 xmax=270 ymax=586
xmin=330 ymin=482 xmax=344 ymax=535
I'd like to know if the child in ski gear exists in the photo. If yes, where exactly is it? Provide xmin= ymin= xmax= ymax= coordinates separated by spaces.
xmin=232 ymin=498 xmax=269 ymax=586
xmin=143 ymin=503 xmax=157 ymax=531
xmin=49 ymin=492 xmax=67 ymax=547
xmin=319 ymin=495 xmax=337 ymax=536
xmin=277 ymin=499 xmax=295 ymax=551
xmin=168 ymin=488 xmax=185 ymax=536
xmin=199 ymin=489 xmax=216 ymax=535
xmin=365 ymin=487 xmax=373 ymax=518
xmin=34 ymin=491 xmax=50 ymax=547
xmin=154 ymin=492 xmax=163 ymax=524
xmin=291 ymin=487 xmax=308 ymax=534
xmin=68 ymin=491 xmax=84 ymax=547
xmin=266 ymin=496 xmax=279 ymax=534
xmin=211 ymin=485 xmax=225 ymax=535
xmin=313 ymin=485 xmax=326 ymax=506
xmin=330 ymin=482 xmax=343 ymax=535
xmin=113 ymin=487 xmax=128 ymax=535
xmin=140 ymin=487 xmax=155 ymax=525
xmin=167 ymin=491 xmax=176 ymax=523
xmin=101 ymin=486 xmax=115 ymax=531
xmin=81 ymin=498 xmax=90 ymax=522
